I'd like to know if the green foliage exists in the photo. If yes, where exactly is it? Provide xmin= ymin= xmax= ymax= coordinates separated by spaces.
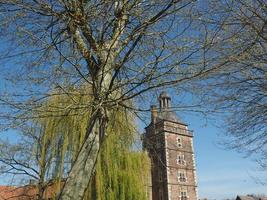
xmin=85 ymin=112 xmax=150 ymax=200
xmin=34 ymin=85 xmax=150 ymax=200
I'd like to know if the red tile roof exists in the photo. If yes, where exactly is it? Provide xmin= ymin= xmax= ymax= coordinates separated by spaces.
xmin=0 ymin=184 xmax=57 ymax=200
xmin=0 ymin=185 xmax=38 ymax=200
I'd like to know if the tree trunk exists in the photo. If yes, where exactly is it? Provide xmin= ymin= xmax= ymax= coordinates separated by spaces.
xmin=37 ymin=181 xmax=45 ymax=200
xmin=58 ymin=45 xmax=113 ymax=199
xmin=58 ymin=115 xmax=103 ymax=200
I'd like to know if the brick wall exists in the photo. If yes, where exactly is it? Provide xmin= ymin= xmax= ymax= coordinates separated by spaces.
xmin=144 ymin=119 xmax=198 ymax=200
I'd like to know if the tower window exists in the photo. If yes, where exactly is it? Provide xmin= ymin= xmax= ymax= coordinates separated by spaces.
xmin=177 ymin=154 xmax=186 ymax=165
xmin=177 ymin=171 xmax=187 ymax=183
xmin=177 ymin=137 xmax=182 ymax=148
xmin=180 ymin=191 xmax=188 ymax=200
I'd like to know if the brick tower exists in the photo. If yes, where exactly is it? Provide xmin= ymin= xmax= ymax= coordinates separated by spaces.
xmin=143 ymin=92 xmax=198 ymax=200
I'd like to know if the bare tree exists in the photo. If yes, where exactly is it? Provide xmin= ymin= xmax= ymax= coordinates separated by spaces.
xmin=0 ymin=1 xmax=218 ymax=199
xmin=190 ymin=0 xmax=267 ymax=166
xmin=0 ymin=127 xmax=56 ymax=199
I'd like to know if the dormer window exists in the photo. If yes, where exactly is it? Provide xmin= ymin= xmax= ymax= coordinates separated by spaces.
xmin=177 ymin=171 xmax=187 ymax=183
xmin=177 ymin=137 xmax=182 ymax=148
xmin=177 ymin=154 xmax=186 ymax=165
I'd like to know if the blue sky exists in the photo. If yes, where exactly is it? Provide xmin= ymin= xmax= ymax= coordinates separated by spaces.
xmin=140 ymin=90 xmax=267 ymax=199
xmin=1 ymin=72 xmax=266 ymax=199
xmin=1 ymin=69 xmax=266 ymax=199
xmin=1 ymin=105 xmax=266 ymax=200
xmin=183 ymin=113 xmax=267 ymax=199
xmin=0 ymin=7 xmax=266 ymax=198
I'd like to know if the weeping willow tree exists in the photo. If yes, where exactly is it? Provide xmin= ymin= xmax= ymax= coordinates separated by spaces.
xmin=84 ymin=125 xmax=150 ymax=200
xmin=33 ymin=85 xmax=150 ymax=200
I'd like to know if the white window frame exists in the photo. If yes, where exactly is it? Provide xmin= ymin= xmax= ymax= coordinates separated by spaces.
xmin=176 ymin=153 xmax=186 ymax=165
xmin=179 ymin=191 xmax=189 ymax=200
xmin=177 ymin=170 xmax=187 ymax=183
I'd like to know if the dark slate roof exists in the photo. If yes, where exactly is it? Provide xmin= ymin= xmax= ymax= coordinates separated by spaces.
xmin=157 ymin=110 xmax=182 ymax=123
xmin=237 ymin=196 xmax=260 ymax=200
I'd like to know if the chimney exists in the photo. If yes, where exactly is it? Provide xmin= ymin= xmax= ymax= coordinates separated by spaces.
xmin=150 ymin=105 xmax=158 ymax=124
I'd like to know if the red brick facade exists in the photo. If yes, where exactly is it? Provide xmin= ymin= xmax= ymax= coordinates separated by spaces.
xmin=144 ymin=92 xmax=198 ymax=200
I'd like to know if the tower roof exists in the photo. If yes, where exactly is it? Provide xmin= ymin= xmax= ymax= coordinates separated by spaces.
xmin=157 ymin=91 xmax=182 ymax=123
xmin=157 ymin=110 xmax=181 ymax=123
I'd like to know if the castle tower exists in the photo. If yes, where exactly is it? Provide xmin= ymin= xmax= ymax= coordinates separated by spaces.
xmin=143 ymin=92 xmax=198 ymax=200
